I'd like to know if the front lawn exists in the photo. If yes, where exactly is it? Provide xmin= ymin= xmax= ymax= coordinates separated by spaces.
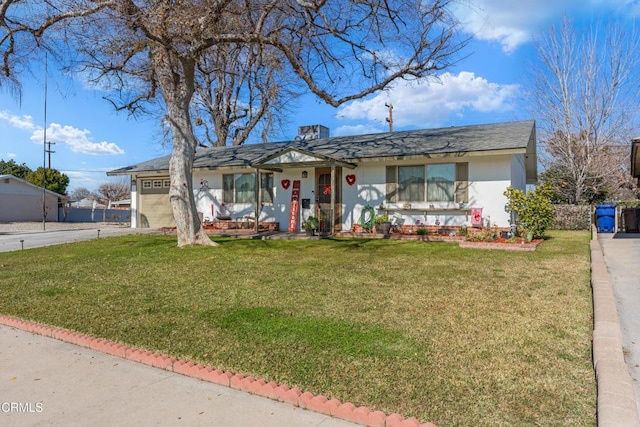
xmin=0 ymin=231 xmax=595 ymax=426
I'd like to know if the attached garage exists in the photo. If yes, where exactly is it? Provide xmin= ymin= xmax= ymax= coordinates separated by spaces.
xmin=137 ymin=177 xmax=174 ymax=228
xmin=0 ymin=174 xmax=61 ymax=222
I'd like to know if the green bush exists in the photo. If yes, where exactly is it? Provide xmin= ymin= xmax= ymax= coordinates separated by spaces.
xmin=375 ymin=213 xmax=389 ymax=224
xmin=504 ymin=185 xmax=554 ymax=239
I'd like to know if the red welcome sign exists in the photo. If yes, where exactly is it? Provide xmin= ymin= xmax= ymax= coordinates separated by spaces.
xmin=288 ymin=180 xmax=301 ymax=232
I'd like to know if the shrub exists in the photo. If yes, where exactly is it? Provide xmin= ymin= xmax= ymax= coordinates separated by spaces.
xmin=504 ymin=184 xmax=554 ymax=239
xmin=375 ymin=213 xmax=389 ymax=224
xmin=552 ymin=205 xmax=591 ymax=230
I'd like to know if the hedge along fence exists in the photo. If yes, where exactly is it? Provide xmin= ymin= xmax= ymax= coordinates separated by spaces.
xmin=552 ymin=204 xmax=592 ymax=230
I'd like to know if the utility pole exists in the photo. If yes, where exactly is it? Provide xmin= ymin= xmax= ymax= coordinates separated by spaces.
xmin=385 ymin=103 xmax=393 ymax=132
xmin=42 ymin=53 xmax=48 ymax=231
xmin=46 ymin=140 xmax=55 ymax=169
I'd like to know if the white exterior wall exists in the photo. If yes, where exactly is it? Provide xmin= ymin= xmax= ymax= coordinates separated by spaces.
xmin=130 ymin=180 xmax=138 ymax=228
xmin=194 ymin=168 xmax=316 ymax=231
xmin=0 ymin=177 xmax=59 ymax=222
xmin=344 ymin=156 xmax=515 ymax=230
xmin=468 ymin=155 xmax=512 ymax=228
xmin=172 ymin=154 xmax=524 ymax=231
xmin=342 ymin=163 xmax=385 ymax=231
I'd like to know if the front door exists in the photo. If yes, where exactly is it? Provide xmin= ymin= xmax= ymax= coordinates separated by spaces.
xmin=315 ymin=168 xmax=341 ymax=234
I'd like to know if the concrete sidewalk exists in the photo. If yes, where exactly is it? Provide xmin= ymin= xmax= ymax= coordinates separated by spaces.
xmin=596 ymin=232 xmax=640 ymax=426
xmin=0 ymin=324 xmax=357 ymax=427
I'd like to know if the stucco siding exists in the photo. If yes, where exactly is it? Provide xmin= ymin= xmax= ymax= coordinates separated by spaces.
xmin=468 ymin=156 xmax=512 ymax=227
xmin=186 ymin=155 xmax=517 ymax=231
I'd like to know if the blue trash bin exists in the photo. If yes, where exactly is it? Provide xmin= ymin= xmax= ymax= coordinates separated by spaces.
xmin=595 ymin=204 xmax=616 ymax=233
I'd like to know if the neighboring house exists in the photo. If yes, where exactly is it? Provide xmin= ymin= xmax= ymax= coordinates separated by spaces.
xmin=70 ymin=197 xmax=107 ymax=209
xmin=108 ymin=120 xmax=538 ymax=232
xmin=109 ymin=199 xmax=131 ymax=209
xmin=0 ymin=174 xmax=61 ymax=222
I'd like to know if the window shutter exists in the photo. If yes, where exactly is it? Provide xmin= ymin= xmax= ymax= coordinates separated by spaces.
xmin=455 ymin=163 xmax=468 ymax=203
xmin=386 ymin=166 xmax=397 ymax=203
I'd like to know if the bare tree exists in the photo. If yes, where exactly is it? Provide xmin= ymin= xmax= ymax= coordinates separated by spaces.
xmin=528 ymin=17 xmax=640 ymax=204
xmin=193 ymin=44 xmax=298 ymax=147
xmin=1 ymin=0 xmax=467 ymax=246
xmin=69 ymin=187 xmax=92 ymax=202
xmin=93 ymin=179 xmax=131 ymax=207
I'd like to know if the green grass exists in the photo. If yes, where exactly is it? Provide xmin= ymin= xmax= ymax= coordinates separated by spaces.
xmin=0 ymin=231 xmax=595 ymax=426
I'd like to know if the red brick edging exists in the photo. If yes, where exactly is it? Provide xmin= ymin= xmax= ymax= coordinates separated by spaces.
xmin=0 ymin=315 xmax=436 ymax=427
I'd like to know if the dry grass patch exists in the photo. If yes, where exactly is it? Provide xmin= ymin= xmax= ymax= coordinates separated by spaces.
xmin=0 ymin=231 xmax=595 ymax=425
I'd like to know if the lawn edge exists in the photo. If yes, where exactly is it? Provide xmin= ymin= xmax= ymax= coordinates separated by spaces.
xmin=0 ymin=314 xmax=436 ymax=427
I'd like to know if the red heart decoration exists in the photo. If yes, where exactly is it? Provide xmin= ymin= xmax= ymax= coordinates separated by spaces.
xmin=281 ymin=179 xmax=291 ymax=190
xmin=345 ymin=174 xmax=356 ymax=186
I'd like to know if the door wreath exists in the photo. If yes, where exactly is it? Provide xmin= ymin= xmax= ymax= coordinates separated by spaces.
xmin=359 ymin=206 xmax=376 ymax=231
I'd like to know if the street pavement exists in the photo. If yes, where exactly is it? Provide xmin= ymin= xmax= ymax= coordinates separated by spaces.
xmin=0 ymin=223 xmax=158 ymax=253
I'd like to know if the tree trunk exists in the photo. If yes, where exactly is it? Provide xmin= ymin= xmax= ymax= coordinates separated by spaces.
xmin=154 ymin=46 xmax=216 ymax=247
xmin=168 ymin=109 xmax=216 ymax=247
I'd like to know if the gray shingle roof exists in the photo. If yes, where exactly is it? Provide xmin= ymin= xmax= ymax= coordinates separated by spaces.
xmin=108 ymin=120 xmax=535 ymax=175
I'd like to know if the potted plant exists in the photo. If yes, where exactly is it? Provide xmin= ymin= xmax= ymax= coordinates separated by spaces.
xmin=374 ymin=213 xmax=391 ymax=235
xmin=302 ymin=216 xmax=319 ymax=236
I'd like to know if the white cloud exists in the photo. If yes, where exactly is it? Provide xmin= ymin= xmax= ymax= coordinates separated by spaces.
xmin=64 ymin=169 xmax=130 ymax=192
xmin=7 ymin=152 xmax=17 ymax=159
xmin=337 ymin=71 xmax=519 ymax=128
xmin=30 ymin=123 xmax=125 ymax=155
xmin=0 ymin=110 xmax=37 ymax=131
xmin=451 ymin=0 xmax=635 ymax=52
xmin=0 ymin=111 xmax=125 ymax=156
xmin=334 ymin=124 xmax=384 ymax=137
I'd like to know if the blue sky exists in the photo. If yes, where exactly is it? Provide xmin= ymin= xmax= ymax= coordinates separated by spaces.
xmin=0 ymin=0 xmax=637 ymax=192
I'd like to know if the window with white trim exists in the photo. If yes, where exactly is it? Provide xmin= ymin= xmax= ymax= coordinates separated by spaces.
xmin=223 ymin=172 xmax=274 ymax=204
xmin=386 ymin=163 xmax=468 ymax=203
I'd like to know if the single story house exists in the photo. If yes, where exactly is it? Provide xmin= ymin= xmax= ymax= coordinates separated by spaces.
xmin=0 ymin=174 xmax=61 ymax=222
xmin=108 ymin=120 xmax=538 ymax=233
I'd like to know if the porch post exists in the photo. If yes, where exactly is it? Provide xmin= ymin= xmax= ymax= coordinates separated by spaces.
xmin=330 ymin=163 xmax=336 ymax=235
xmin=254 ymin=168 xmax=260 ymax=233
